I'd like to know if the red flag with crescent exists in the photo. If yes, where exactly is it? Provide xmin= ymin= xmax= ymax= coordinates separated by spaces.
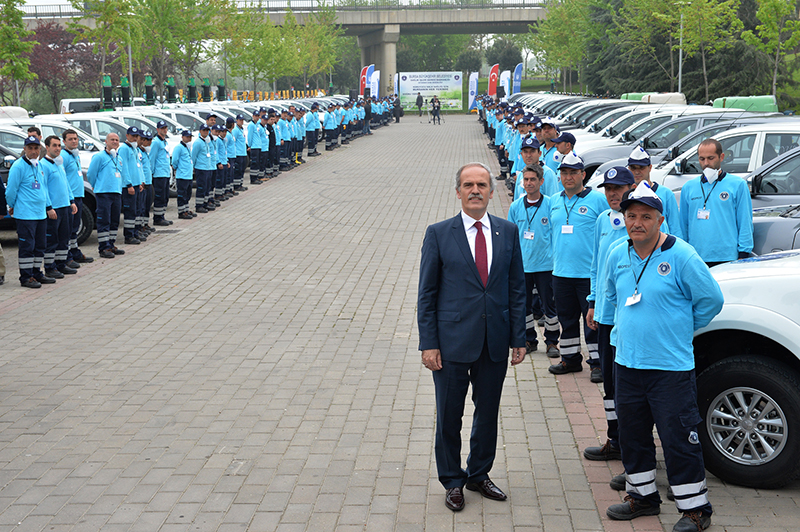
xmin=488 ymin=64 xmax=499 ymax=96
xmin=359 ymin=66 xmax=369 ymax=95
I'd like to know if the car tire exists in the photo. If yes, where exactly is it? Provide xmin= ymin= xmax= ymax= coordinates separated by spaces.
xmin=76 ymin=201 xmax=94 ymax=245
xmin=696 ymin=356 xmax=800 ymax=489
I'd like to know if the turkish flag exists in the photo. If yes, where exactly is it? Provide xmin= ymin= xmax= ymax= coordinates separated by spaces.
xmin=488 ymin=64 xmax=499 ymax=96
xmin=359 ymin=66 xmax=369 ymax=95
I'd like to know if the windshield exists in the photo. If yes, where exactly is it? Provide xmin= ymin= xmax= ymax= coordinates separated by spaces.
xmin=142 ymin=114 xmax=181 ymax=135
xmin=608 ymin=112 xmax=650 ymax=136
xmin=626 ymin=116 xmax=673 ymax=142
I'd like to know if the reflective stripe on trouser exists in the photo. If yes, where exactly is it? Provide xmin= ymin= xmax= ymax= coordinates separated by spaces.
xmin=260 ymin=149 xmax=271 ymax=178
xmin=206 ymin=170 xmax=215 ymax=203
xmin=95 ymin=193 xmax=121 ymax=251
xmin=195 ymin=169 xmax=212 ymax=207
xmin=325 ymin=129 xmax=334 ymax=149
xmin=176 ymin=179 xmax=192 ymax=213
xmin=215 ymin=166 xmax=225 ymax=196
xmin=279 ymin=144 xmax=289 ymax=166
xmin=122 ymin=188 xmax=138 ymax=238
xmin=234 ymin=156 xmax=246 ymax=186
xmin=524 ymin=271 xmax=559 ymax=346
xmin=552 ymin=275 xmax=599 ymax=368
xmin=135 ymin=186 xmax=146 ymax=229
xmin=152 ymin=177 xmax=170 ymax=219
xmin=615 ymin=364 xmax=712 ymax=514
xmin=226 ymin=161 xmax=234 ymax=191
xmin=249 ymin=149 xmax=261 ymax=180
xmin=45 ymin=206 xmax=71 ymax=267
xmin=16 ymin=218 xmax=46 ymax=282
xmin=597 ymin=323 xmax=618 ymax=446
xmin=306 ymin=130 xmax=317 ymax=153
xmin=143 ymin=184 xmax=153 ymax=219
xmin=496 ymin=145 xmax=508 ymax=174
xmin=68 ymin=197 xmax=84 ymax=260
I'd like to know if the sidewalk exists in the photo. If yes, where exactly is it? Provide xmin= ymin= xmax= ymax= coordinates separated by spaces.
xmin=0 ymin=115 xmax=796 ymax=531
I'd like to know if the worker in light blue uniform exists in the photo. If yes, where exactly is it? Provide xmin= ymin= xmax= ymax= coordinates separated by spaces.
xmin=507 ymin=115 xmax=530 ymax=176
xmin=548 ymin=152 xmax=608 ymax=381
xmin=247 ymin=110 xmax=263 ymax=183
xmin=225 ymin=118 xmax=237 ymax=196
xmin=7 ymin=136 xmax=58 ymax=287
xmin=323 ymin=104 xmax=337 ymax=151
xmin=150 ymin=121 xmax=173 ymax=226
xmin=138 ymin=130 xmax=155 ymax=236
xmin=119 ymin=127 xmax=143 ymax=244
xmin=87 ymin=133 xmax=124 ymax=259
xmin=192 ymin=124 xmax=215 ymax=213
xmin=173 ymin=130 xmax=194 ymax=219
xmin=493 ymin=109 xmax=509 ymax=179
xmin=212 ymin=125 xmax=227 ymax=201
xmin=583 ymin=166 xmax=635 ymax=463
xmin=232 ymin=114 xmax=248 ymax=191
xmin=507 ymin=163 xmax=560 ymax=357
xmin=277 ymin=110 xmax=291 ymax=170
xmin=604 ymin=181 xmax=723 ymax=532
xmin=306 ymin=103 xmax=321 ymax=156
xmin=41 ymin=136 xmax=77 ymax=277
xmin=61 ymin=128 xmax=93 ymax=263
xmin=266 ymin=111 xmax=279 ymax=179
xmin=679 ymin=138 xmax=753 ymax=266
xmin=259 ymin=113 xmax=272 ymax=180
xmin=513 ymin=135 xmax=557 ymax=197
xmin=627 ymin=146 xmax=682 ymax=239
xmin=539 ymin=117 xmax=562 ymax=174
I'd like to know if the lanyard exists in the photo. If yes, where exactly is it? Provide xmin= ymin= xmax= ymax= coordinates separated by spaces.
xmin=628 ymin=237 xmax=662 ymax=295
xmin=525 ymin=197 xmax=542 ymax=229
xmin=700 ymin=178 xmax=720 ymax=209
xmin=562 ymin=193 xmax=581 ymax=225
xmin=106 ymin=150 xmax=119 ymax=171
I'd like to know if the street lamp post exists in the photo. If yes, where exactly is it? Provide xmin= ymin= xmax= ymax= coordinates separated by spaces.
xmin=678 ymin=10 xmax=684 ymax=93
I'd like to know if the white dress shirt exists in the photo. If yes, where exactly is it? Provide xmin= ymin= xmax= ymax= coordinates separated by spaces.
xmin=461 ymin=210 xmax=493 ymax=276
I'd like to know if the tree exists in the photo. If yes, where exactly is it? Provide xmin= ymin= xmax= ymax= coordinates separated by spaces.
xmin=741 ymin=0 xmax=800 ymax=96
xmin=293 ymin=2 xmax=341 ymax=89
xmin=485 ymin=38 xmax=522 ymax=73
xmin=27 ymin=22 xmax=79 ymax=112
xmin=681 ymin=0 xmax=744 ymax=102
xmin=396 ymin=35 xmax=471 ymax=71
xmin=455 ymin=49 xmax=482 ymax=74
xmin=0 ymin=0 xmax=36 ymax=106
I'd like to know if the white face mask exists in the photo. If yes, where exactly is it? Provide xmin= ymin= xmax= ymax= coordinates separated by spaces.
xmin=610 ymin=211 xmax=625 ymax=229
xmin=702 ymin=167 xmax=719 ymax=182
xmin=143 ymin=146 xmax=151 ymax=153
xmin=54 ymin=155 xmax=63 ymax=166
xmin=109 ymin=148 xmax=117 ymax=158
xmin=71 ymin=148 xmax=80 ymax=158
xmin=29 ymin=157 xmax=38 ymax=167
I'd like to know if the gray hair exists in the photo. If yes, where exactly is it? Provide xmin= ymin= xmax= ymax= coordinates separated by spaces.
xmin=522 ymin=165 xmax=543 ymax=180
xmin=455 ymin=162 xmax=494 ymax=192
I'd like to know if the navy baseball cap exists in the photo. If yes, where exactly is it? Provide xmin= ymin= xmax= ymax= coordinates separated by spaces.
xmin=310 ymin=103 xmax=319 ymax=110
xmin=598 ymin=166 xmax=635 ymax=188
xmin=226 ymin=117 xmax=235 ymax=124
xmin=236 ymin=114 xmax=245 ymax=120
xmin=140 ymin=130 xmax=152 ymax=140
xmin=252 ymin=110 xmax=260 ymax=117
xmin=558 ymin=152 xmax=584 ymax=170
xmin=540 ymin=116 xmax=558 ymax=129
xmin=628 ymin=146 xmax=652 ymax=167
xmin=199 ymin=124 xmax=210 ymax=131
xmin=620 ymin=181 xmax=663 ymax=213
xmin=126 ymin=126 xmax=140 ymax=136
xmin=520 ymin=136 xmax=541 ymax=150
xmin=180 ymin=129 xmax=192 ymax=137
xmin=259 ymin=107 xmax=267 ymax=113
xmin=205 ymin=113 xmax=217 ymax=120
xmin=553 ymin=131 xmax=576 ymax=145
xmin=156 ymin=120 xmax=168 ymax=129
xmin=24 ymin=135 xmax=41 ymax=146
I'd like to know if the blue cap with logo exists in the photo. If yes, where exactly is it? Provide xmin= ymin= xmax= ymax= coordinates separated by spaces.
xmin=199 ymin=124 xmax=210 ymax=131
xmin=226 ymin=117 xmax=235 ymax=124
xmin=156 ymin=120 xmax=168 ymax=129
xmin=24 ymin=135 xmax=40 ymax=146
xmin=598 ymin=166 xmax=635 ymax=188
xmin=205 ymin=113 xmax=217 ymax=120
xmin=628 ymin=146 xmax=652 ymax=167
xmin=180 ymin=129 xmax=192 ymax=137
xmin=520 ymin=136 xmax=541 ymax=150
xmin=552 ymin=131 xmax=576 ymax=145
xmin=140 ymin=130 xmax=152 ymax=140
xmin=126 ymin=126 xmax=140 ymax=136
xmin=558 ymin=151 xmax=584 ymax=170
xmin=620 ymin=181 xmax=663 ymax=213
xmin=236 ymin=114 xmax=245 ymax=120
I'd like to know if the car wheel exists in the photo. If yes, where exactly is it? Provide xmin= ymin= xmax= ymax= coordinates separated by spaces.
xmin=696 ymin=356 xmax=800 ymax=489
xmin=76 ymin=201 xmax=94 ymax=245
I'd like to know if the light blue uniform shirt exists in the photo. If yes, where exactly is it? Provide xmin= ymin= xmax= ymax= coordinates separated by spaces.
xmin=306 ymin=111 xmax=320 ymax=131
xmin=606 ymin=235 xmax=724 ymax=371
xmin=62 ymin=149 xmax=84 ymax=198
xmin=214 ymin=136 xmax=226 ymax=165
xmin=247 ymin=120 xmax=262 ymax=150
xmin=172 ymin=142 xmax=193 ymax=180
xmin=87 ymin=150 xmax=123 ymax=194
xmin=587 ymin=209 xmax=629 ymax=325
xmin=679 ymin=172 xmax=753 ymax=262
xmin=549 ymin=187 xmax=608 ymax=278
xmin=258 ymin=122 xmax=269 ymax=147
xmin=139 ymin=148 xmax=152 ymax=185
xmin=150 ymin=135 xmax=171 ymax=178
xmin=119 ymin=142 xmax=142 ymax=187
xmin=507 ymin=194 xmax=554 ymax=273
xmin=541 ymin=145 xmax=561 ymax=174
xmin=6 ymin=158 xmax=51 ymax=219
xmin=651 ymin=182 xmax=682 ymax=240
xmin=225 ymin=133 xmax=236 ymax=161
xmin=514 ymin=165 xmax=559 ymax=201
xmin=233 ymin=125 xmax=247 ymax=156
xmin=323 ymin=111 xmax=336 ymax=130
xmin=191 ymin=136 xmax=215 ymax=171
xmin=494 ymin=121 xmax=506 ymax=146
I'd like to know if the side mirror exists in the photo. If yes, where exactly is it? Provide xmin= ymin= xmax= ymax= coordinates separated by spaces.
xmin=674 ymin=159 xmax=683 ymax=174
xmin=3 ymin=154 xmax=14 ymax=169
xmin=84 ymin=141 xmax=95 ymax=151
xmin=751 ymin=175 xmax=760 ymax=196
xmin=642 ymin=137 xmax=650 ymax=150
xmin=671 ymin=146 xmax=679 ymax=160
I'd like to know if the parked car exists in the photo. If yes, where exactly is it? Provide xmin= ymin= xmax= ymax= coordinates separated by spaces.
xmin=752 ymin=204 xmax=800 ymax=255
xmin=693 ymin=251 xmax=800 ymax=488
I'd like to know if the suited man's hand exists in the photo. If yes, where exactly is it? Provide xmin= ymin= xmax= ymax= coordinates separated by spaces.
xmin=422 ymin=349 xmax=442 ymax=371
xmin=511 ymin=347 xmax=526 ymax=366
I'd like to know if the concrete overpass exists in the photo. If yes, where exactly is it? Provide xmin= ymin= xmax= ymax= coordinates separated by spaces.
xmin=22 ymin=1 xmax=546 ymax=96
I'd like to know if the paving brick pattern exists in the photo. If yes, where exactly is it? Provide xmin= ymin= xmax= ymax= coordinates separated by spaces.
xmin=0 ymin=115 xmax=797 ymax=531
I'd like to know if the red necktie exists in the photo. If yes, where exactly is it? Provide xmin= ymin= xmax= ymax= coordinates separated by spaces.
xmin=474 ymin=221 xmax=488 ymax=287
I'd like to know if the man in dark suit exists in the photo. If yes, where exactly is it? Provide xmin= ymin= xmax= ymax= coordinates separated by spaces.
xmin=418 ymin=162 xmax=527 ymax=512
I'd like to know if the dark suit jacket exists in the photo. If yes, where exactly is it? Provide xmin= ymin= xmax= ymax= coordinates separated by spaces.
xmin=418 ymin=213 xmax=526 ymax=363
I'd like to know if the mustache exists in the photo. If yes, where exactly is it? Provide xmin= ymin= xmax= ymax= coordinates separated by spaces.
xmin=468 ymin=193 xmax=484 ymax=200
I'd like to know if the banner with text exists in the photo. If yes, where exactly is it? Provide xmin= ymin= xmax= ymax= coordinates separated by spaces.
xmin=468 ymin=72 xmax=479 ymax=110
xmin=398 ymin=71 xmax=463 ymax=110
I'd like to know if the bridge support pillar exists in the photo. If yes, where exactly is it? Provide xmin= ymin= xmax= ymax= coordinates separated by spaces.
xmin=357 ymin=24 xmax=400 ymax=97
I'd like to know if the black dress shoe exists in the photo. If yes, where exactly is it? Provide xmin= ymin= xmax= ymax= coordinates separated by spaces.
xmin=75 ymin=255 xmax=94 ymax=263
xmin=57 ymin=265 xmax=78 ymax=275
xmin=445 ymin=487 xmax=465 ymax=511
xmin=21 ymin=277 xmax=41 ymax=288
xmin=124 ymin=237 xmax=141 ymax=245
xmin=112 ymin=247 xmax=125 ymax=255
xmin=610 ymin=473 xmax=625 ymax=491
xmin=607 ymin=495 xmax=660 ymax=520
xmin=66 ymin=260 xmax=81 ymax=269
xmin=196 ymin=207 xmax=209 ymax=213
xmin=153 ymin=219 xmax=171 ymax=226
xmin=99 ymin=250 xmax=116 ymax=259
xmin=37 ymin=275 xmax=56 ymax=284
xmin=590 ymin=367 xmax=604 ymax=383
xmin=584 ymin=440 xmax=622 ymax=461
xmin=466 ymin=479 xmax=507 ymax=501
xmin=189 ymin=212 xmax=197 ymax=217
xmin=178 ymin=212 xmax=193 ymax=220
xmin=44 ymin=268 xmax=65 ymax=279
xmin=548 ymin=360 xmax=583 ymax=375
xmin=0 ymin=275 xmax=4 ymax=285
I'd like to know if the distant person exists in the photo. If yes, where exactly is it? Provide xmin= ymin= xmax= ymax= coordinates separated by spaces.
xmin=431 ymin=97 xmax=441 ymax=125
xmin=416 ymin=92 xmax=424 ymax=116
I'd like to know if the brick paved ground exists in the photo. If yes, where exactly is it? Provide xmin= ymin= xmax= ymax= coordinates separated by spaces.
xmin=0 ymin=114 xmax=797 ymax=531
